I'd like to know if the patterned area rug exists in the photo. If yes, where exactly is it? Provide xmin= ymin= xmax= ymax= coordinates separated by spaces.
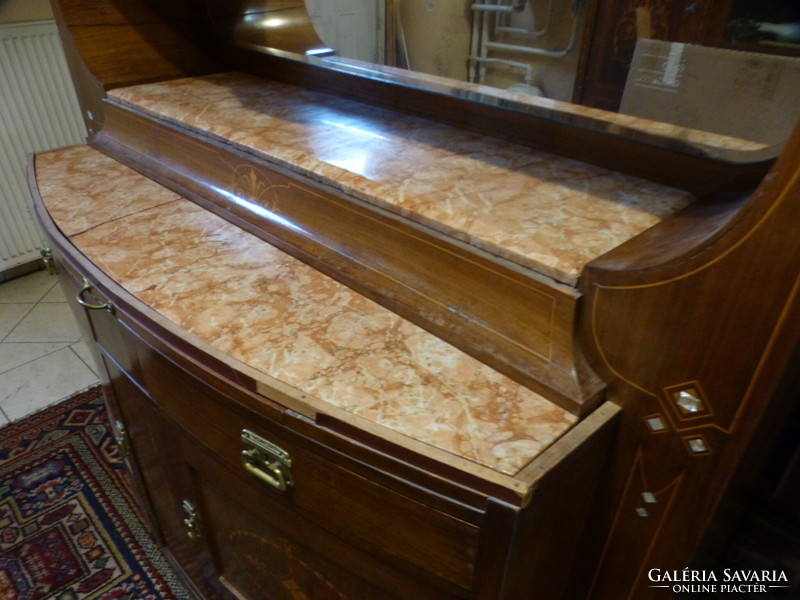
xmin=0 ymin=386 xmax=197 ymax=599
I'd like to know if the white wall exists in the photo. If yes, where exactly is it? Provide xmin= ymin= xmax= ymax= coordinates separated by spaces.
xmin=398 ymin=0 xmax=472 ymax=81
xmin=470 ymin=0 xmax=585 ymax=100
xmin=307 ymin=0 xmax=385 ymax=63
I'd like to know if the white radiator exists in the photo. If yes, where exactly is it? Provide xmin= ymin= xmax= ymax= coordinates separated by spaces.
xmin=0 ymin=20 xmax=86 ymax=273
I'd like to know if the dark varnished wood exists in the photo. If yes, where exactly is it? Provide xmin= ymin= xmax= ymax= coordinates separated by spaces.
xmin=49 ymin=0 xmax=223 ymax=133
xmin=204 ymin=0 xmax=330 ymax=55
xmin=501 ymin=407 xmax=621 ymax=599
xmin=40 ymin=1 xmax=800 ymax=598
xmin=574 ymin=106 xmax=800 ymax=599
xmin=54 ymin=0 xmax=221 ymax=88
xmin=31 ymin=151 xmax=620 ymax=599
xmin=101 ymin=358 xmax=218 ymax=600
xmin=138 ymin=343 xmax=482 ymax=592
xmin=188 ymin=438 xmax=463 ymax=599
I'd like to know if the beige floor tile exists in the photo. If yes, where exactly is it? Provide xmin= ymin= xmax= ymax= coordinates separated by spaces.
xmin=0 ymin=304 xmax=33 ymax=340
xmin=70 ymin=339 xmax=101 ymax=376
xmin=5 ymin=302 xmax=82 ymax=343
xmin=41 ymin=281 xmax=68 ymax=302
xmin=0 ymin=348 xmax=99 ymax=421
xmin=0 ymin=270 xmax=57 ymax=303
xmin=0 ymin=341 xmax=70 ymax=374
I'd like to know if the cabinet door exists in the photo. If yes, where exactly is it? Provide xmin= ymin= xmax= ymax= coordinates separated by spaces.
xmin=137 ymin=343 xmax=480 ymax=598
xmin=102 ymin=356 xmax=221 ymax=598
xmin=178 ymin=431 xmax=459 ymax=600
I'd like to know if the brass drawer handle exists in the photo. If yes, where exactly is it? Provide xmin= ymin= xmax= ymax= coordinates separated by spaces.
xmin=76 ymin=278 xmax=114 ymax=313
xmin=241 ymin=429 xmax=293 ymax=492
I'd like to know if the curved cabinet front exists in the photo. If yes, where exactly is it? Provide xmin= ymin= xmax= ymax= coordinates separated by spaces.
xmin=31 ymin=147 xmax=619 ymax=600
xmin=44 ymin=239 xmax=481 ymax=600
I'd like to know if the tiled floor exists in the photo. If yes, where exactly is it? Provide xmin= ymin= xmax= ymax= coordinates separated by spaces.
xmin=0 ymin=268 xmax=100 ymax=426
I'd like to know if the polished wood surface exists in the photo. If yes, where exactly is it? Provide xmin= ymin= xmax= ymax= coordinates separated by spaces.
xmin=49 ymin=0 xmax=223 ymax=133
xmin=54 ymin=0 xmax=220 ymax=87
xmin=574 ymin=111 xmax=800 ymax=599
xmin=40 ymin=1 xmax=800 ymax=598
xmin=31 ymin=151 xmax=620 ymax=598
xmin=204 ymin=0 xmax=330 ymax=55
xmin=92 ymin=97 xmax=603 ymax=414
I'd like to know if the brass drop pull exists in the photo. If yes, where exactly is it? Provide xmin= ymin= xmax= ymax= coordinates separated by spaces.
xmin=182 ymin=500 xmax=203 ymax=541
xmin=241 ymin=429 xmax=293 ymax=492
xmin=76 ymin=278 xmax=114 ymax=313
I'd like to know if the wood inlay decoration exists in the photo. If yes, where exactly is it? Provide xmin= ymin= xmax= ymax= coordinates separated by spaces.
xmin=575 ymin=111 xmax=800 ymax=600
xmin=39 ymin=2 xmax=800 ymax=597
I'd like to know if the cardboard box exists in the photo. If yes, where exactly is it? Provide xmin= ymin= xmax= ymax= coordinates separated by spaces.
xmin=620 ymin=39 xmax=800 ymax=146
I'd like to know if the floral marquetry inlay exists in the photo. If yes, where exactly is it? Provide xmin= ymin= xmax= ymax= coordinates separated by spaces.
xmin=232 ymin=165 xmax=290 ymax=214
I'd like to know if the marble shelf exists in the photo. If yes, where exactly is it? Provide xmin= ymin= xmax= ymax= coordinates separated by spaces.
xmin=108 ymin=72 xmax=695 ymax=287
xmin=36 ymin=144 xmax=578 ymax=477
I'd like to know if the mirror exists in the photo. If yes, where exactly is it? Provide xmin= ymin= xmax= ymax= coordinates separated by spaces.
xmin=203 ymin=0 xmax=800 ymax=163
xmin=308 ymin=0 xmax=584 ymax=101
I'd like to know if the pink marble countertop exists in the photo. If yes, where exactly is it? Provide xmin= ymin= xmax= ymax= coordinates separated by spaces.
xmin=37 ymin=145 xmax=577 ymax=477
xmin=109 ymin=72 xmax=695 ymax=287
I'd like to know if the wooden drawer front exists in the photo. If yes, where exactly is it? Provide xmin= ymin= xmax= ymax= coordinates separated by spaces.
xmin=53 ymin=254 xmax=100 ymax=350
xmin=185 ymin=436 xmax=460 ymax=600
xmin=89 ymin=307 xmax=144 ymax=385
xmin=53 ymin=250 xmax=144 ymax=385
xmin=138 ymin=343 xmax=480 ymax=593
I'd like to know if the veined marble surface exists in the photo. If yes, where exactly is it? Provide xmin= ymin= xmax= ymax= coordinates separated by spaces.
xmin=109 ymin=72 xmax=695 ymax=286
xmin=36 ymin=145 xmax=577 ymax=476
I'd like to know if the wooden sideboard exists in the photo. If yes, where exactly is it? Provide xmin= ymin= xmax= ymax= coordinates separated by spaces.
xmin=32 ymin=145 xmax=618 ymax=599
xmin=33 ymin=1 xmax=800 ymax=598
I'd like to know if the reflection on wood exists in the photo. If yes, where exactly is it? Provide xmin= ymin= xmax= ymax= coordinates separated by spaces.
xmin=41 ymin=1 xmax=800 ymax=598
xmin=205 ymin=0 xmax=330 ymax=55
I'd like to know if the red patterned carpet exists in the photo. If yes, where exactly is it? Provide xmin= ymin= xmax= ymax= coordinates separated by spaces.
xmin=0 ymin=386 xmax=197 ymax=599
